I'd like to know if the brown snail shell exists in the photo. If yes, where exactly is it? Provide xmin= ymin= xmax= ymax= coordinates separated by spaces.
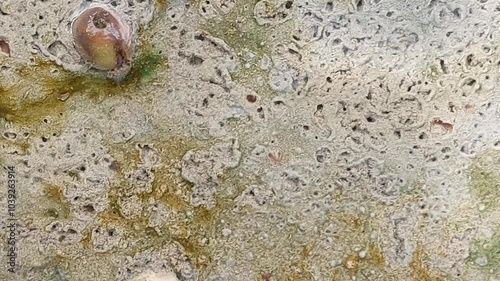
xmin=71 ymin=4 xmax=134 ymax=73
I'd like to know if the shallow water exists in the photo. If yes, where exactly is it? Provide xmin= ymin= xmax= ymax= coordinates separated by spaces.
xmin=1 ymin=0 xmax=500 ymax=280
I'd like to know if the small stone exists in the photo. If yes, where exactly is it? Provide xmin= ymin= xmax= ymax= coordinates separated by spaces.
xmin=479 ymin=204 xmax=486 ymax=211
xmin=58 ymin=92 xmax=70 ymax=101
xmin=224 ymin=257 xmax=235 ymax=266
xmin=260 ymin=55 xmax=271 ymax=70
xmin=478 ymin=228 xmax=493 ymax=240
xmin=475 ymin=257 xmax=488 ymax=266
xmin=222 ymin=228 xmax=232 ymax=237
xmin=358 ymin=250 xmax=366 ymax=259
xmin=243 ymin=49 xmax=255 ymax=61
xmin=246 ymin=252 xmax=254 ymax=260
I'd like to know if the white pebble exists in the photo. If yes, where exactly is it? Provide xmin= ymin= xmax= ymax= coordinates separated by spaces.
xmin=475 ymin=257 xmax=488 ymax=266
xmin=358 ymin=250 xmax=367 ymax=259
xmin=246 ymin=251 xmax=254 ymax=260
xmin=222 ymin=228 xmax=232 ymax=237
xmin=58 ymin=92 xmax=70 ymax=101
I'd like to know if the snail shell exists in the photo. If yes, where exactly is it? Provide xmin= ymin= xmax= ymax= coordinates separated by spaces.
xmin=71 ymin=4 xmax=134 ymax=72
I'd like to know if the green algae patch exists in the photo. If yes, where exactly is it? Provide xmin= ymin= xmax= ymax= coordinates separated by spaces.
xmin=198 ymin=0 xmax=290 ymax=87
xmin=203 ymin=16 xmax=271 ymax=57
xmin=130 ymin=7 xmax=169 ymax=81
xmin=1 ymin=61 xmax=120 ymax=128
xmin=31 ymin=127 xmax=241 ymax=279
xmin=42 ymin=73 xmax=122 ymax=100
xmin=0 ymin=82 xmax=68 ymax=127
xmin=93 ymin=136 xmax=218 ymax=273
xmin=0 ymin=49 xmax=167 ymax=127
xmin=143 ymin=137 xmax=200 ymax=212
xmin=469 ymin=165 xmax=500 ymax=207
xmin=469 ymin=234 xmax=500 ymax=273
xmin=132 ymin=50 xmax=164 ymax=80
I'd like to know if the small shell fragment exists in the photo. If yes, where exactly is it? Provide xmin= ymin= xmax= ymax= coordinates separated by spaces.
xmin=58 ymin=93 xmax=70 ymax=101
xmin=0 ymin=39 xmax=11 ymax=57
